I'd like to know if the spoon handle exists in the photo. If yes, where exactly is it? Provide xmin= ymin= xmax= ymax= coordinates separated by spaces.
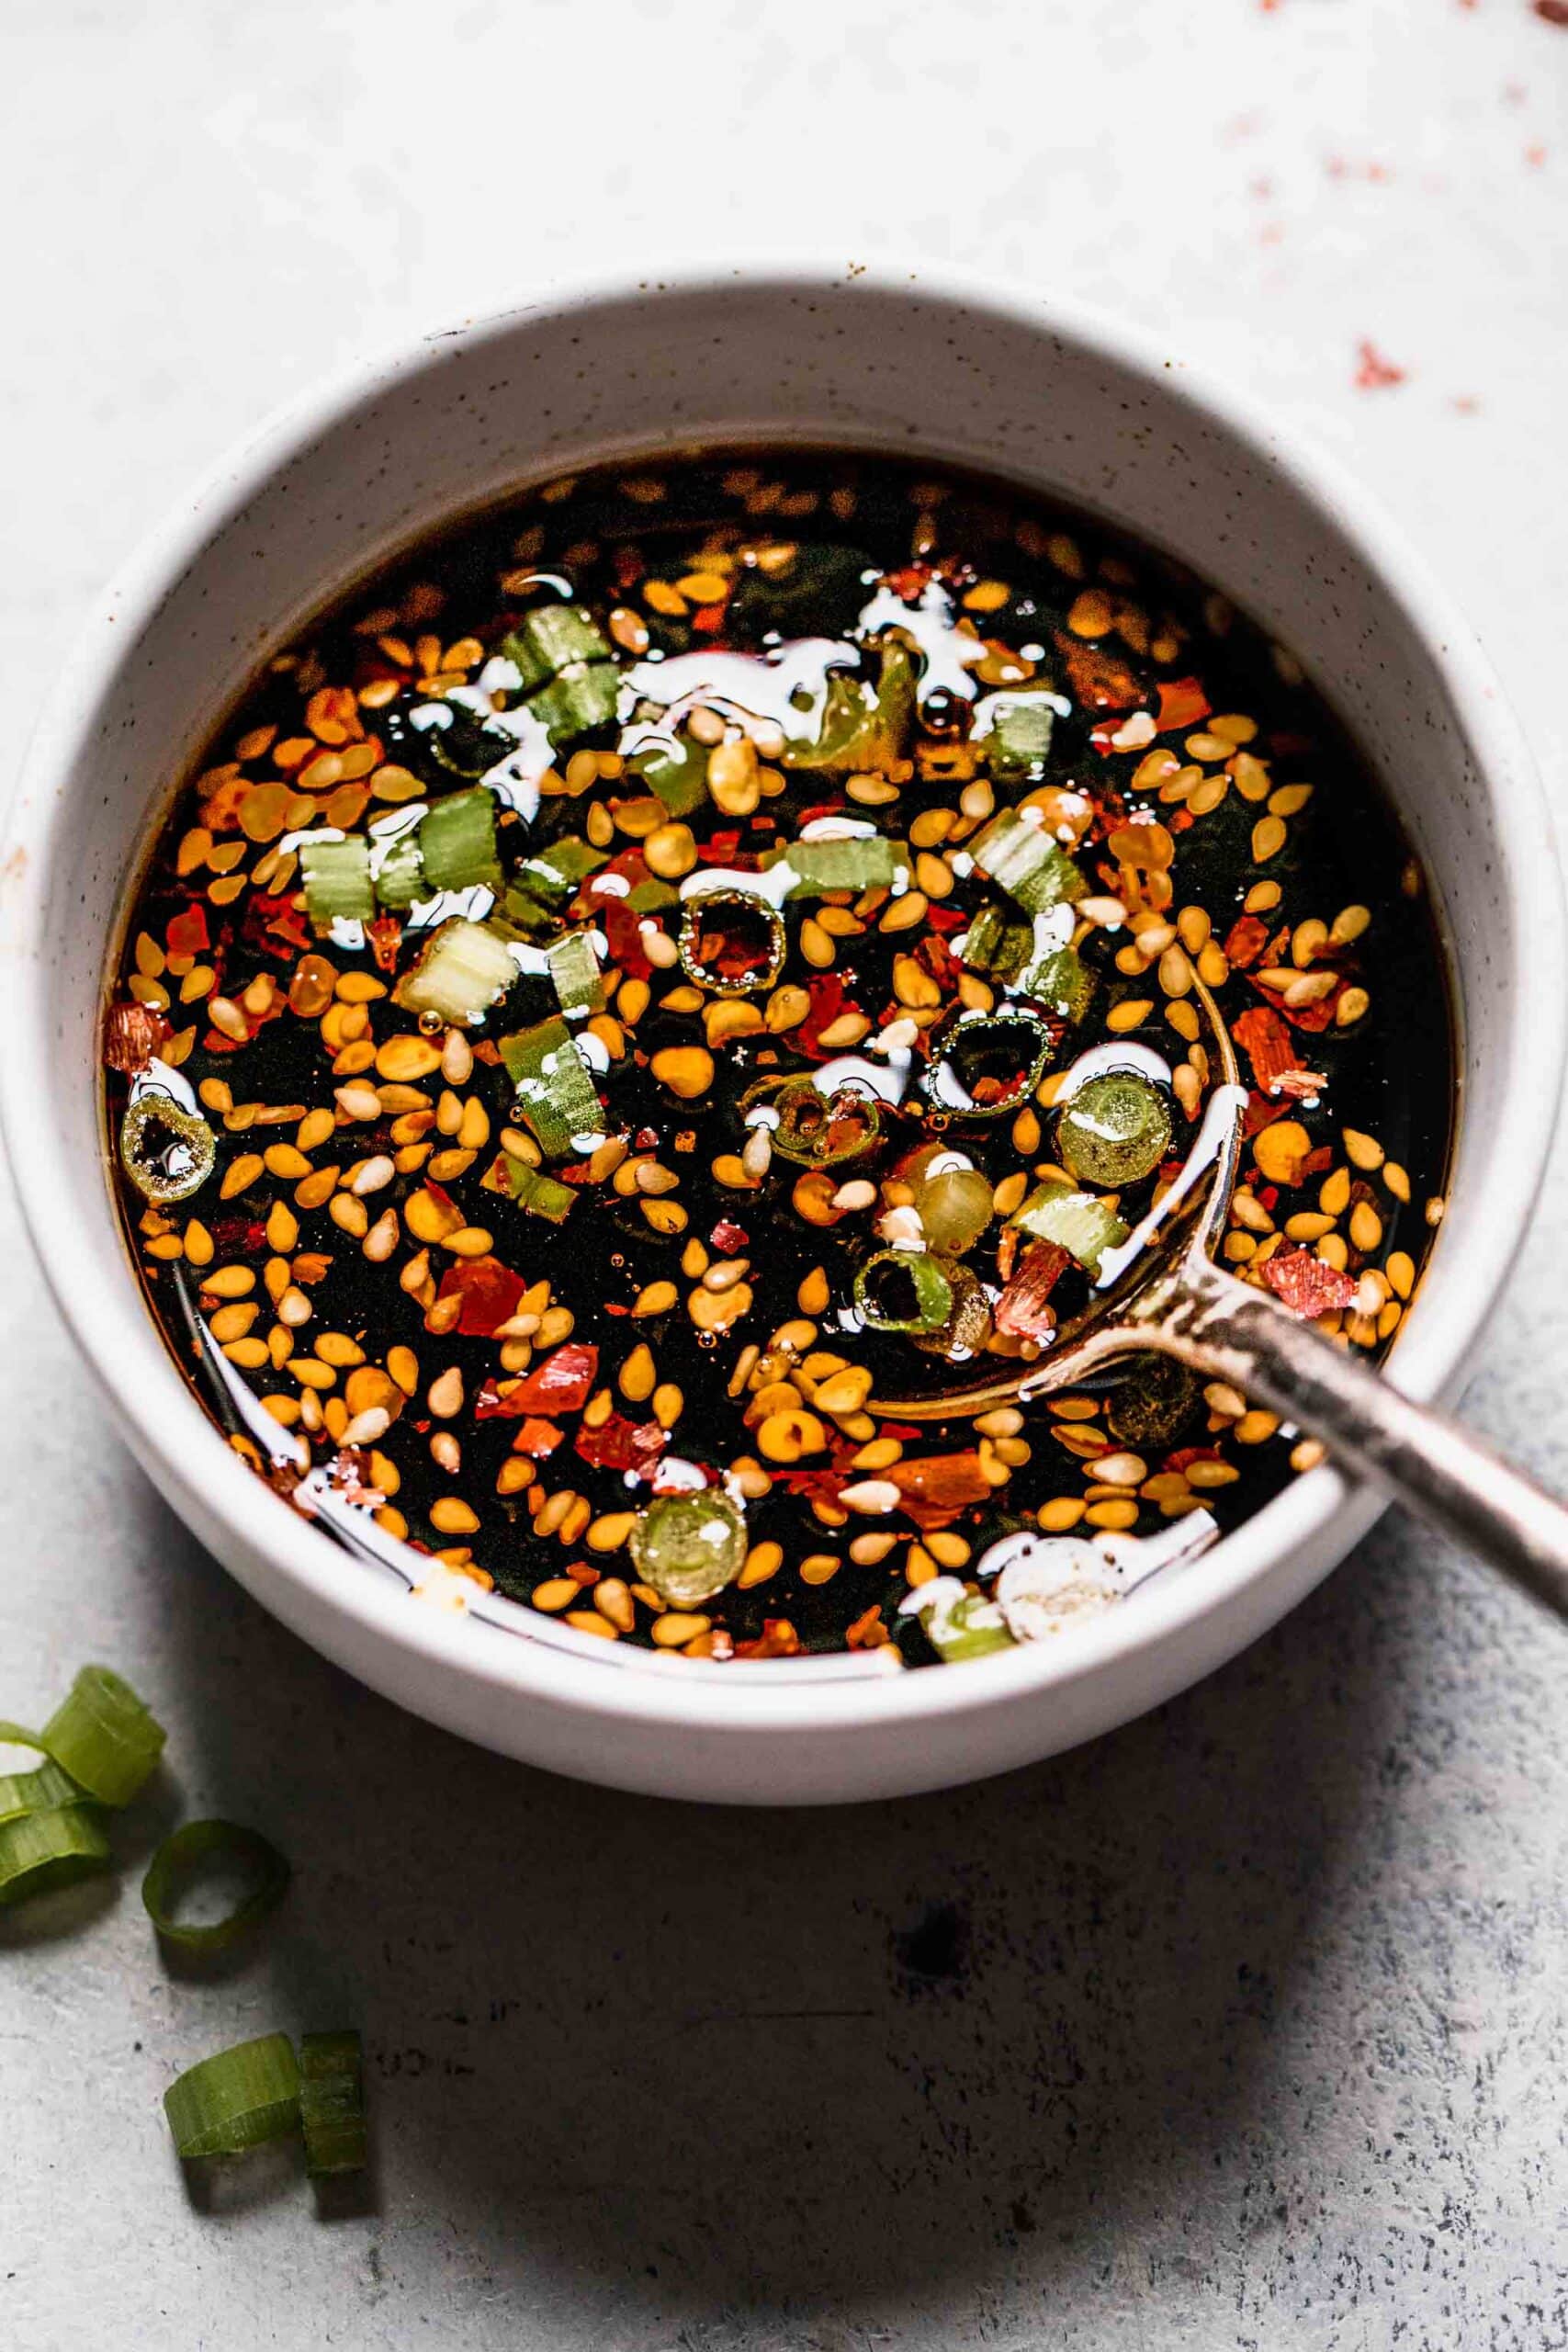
xmin=1156 ymin=1256 xmax=1568 ymax=1617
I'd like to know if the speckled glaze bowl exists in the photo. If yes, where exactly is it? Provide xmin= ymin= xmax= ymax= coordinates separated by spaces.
xmin=4 ymin=265 xmax=1560 ymax=1804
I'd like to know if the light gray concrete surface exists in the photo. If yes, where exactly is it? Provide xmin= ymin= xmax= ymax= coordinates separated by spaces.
xmin=4 ymin=3 xmax=1568 ymax=2345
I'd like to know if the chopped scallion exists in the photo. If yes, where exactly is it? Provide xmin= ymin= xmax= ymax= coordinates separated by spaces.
xmin=0 ymin=1749 xmax=85 ymax=1827
xmin=393 ymin=918 xmax=518 ymax=1026
xmin=1011 ymin=1182 xmax=1129 ymax=1278
xmin=416 ymin=787 xmax=502 ymax=896
xmin=141 ymin=1819 xmax=291 ymax=1953
xmin=300 ymin=836 xmax=375 ymax=932
xmin=299 ymin=2030 xmax=367 ymax=2177
xmin=0 ymin=1804 xmax=110 ymax=1909
xmin=501 ymin=603 xmax=613 ymax=691
xmin=40 ymin=1666 xmax=165 ymax=1808
xmin=546 ymin=929 xmax=604 ymax=1019
xmin=164 ymin=2032 xmax=301 ymax=2162
xmin=481 ymin=1151 xmax=577 ymax=1221
xmin=770 ymin=835 xmax=910 ymax=898
xmin=530 ymin=662 xmax=620 ymax=746
xmin=499 ymin=1017 xmax=604 ymax=1157
xmin=967 ymin=810 xmax=1086 ymax=916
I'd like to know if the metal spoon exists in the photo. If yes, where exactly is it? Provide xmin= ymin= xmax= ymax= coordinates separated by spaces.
xmin=874 ymin=978 xmax=1568 ymax=1617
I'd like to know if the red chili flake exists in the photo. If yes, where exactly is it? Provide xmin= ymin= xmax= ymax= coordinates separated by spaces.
xmin=472 ymin=1038 xmax=502 ymax=1066
xmin=102 ymin=1001 xmax=171 ymax=1076
xmin=993 ymin=1241 xmax=1070 ymax=1339
xmin=1056 ymin=634 xmax=1143 ymax=713
xmin=795 ymin=802 xmax=849 ymax=831
xmin=1232 ymin=1004 xmax=1306 ymax=1093
xmin=710 ymin=1220 xmax=750 ymax=1253
xmin=845 ymin=1606 xmax=890 ymax=1651
xmin=1155 ymin=677 xmax=1213 ymax=732
xmin=733 ymin=1619 xmax=803 ymax=1659
xmin=573 ymin=1413 xmax=667 ymax=1476
xmin=887 ymin=1452 xmax=994 ymax=1531
xmin=165 ymin=905 xmax=209 ymax=958
xmin=209 ymin=1216 xmax=268 ymax=1257
xmin=479 ymin=1340 xmax=598 ymax=1419
xmin=509 ymin=1418 xmax=565 ymax=1458
xmin=1224 ymin=913 xmax=1269 ymax=969
xmin=367 ymin=913 xmax=402 ymax=974
xmin=692 ymin=604 xmax=728 ymax=635
xmin=793 ymin=974 xmax=852 ymax=1060
xmin=1353 ymin=339 xmax=1406 ymax=391
xmin=1249 ymin=971 xmax=1348 ymax=1034
xmin=886 ymin=566 xmax=931 ymax=601
xmin=1166 ymin=1445 xmax=1224 ymax=1478
xmin=922 ymin=903 xmax=968 ymax=936
xmin=1262 ymin=1250 xmax=1358 ymax=1318
xmin=434 ymin=1256 xmax=525 ymax=1337
xmin=240 ymin=891 xmax=312 ymax=958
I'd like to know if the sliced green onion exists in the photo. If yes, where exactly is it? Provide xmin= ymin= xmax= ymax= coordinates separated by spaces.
xmin=299 ymin=2030 xmax=367 ymax=2177
xmin=629 ymin=733 xmax=710 ymax=817
xmin=959 ymin=903 xmax=1033 ymax=981
xmin=141 ymin=1819 xmax=291 ymax=1953
xmin=546 ymin=929 xmax=604 ymax=1019
xmin=769 ymin=834 xmax=910 ymax=898
xmin=905 ymin=1587 xmax=1016 ymax=1665
xmin=628 ymin=1490 xmax=747 ymax=1607
xmin=1011 ymin=1182 xmax=1129 ymax=1278
xmin=164 ymin=2032 xmax=301 ymax=2161
xmin=501 ymin=603 xmax=612 ymax=691
xmin=481 ymin=1150 xmax=577 ymax=1221
xmin=119 ymin=1096 xmax=216 ymax=1205
xmin=1056 ymin=1070 xmax=1172 ymax=1188
xmin=927 ymin=1010 xmax=1053 ymax=1119
xmin=416 ymin=787 xmax=502 ymax=896
xmin=372 ymin=827 xmax=427 ymax=910
xmin=530 ymin=662 xmax=620 ymax=746
xmin=499 ymin=1017 xmax=604 ymax=1157
xmin=301 ymin=835 xmax=375 ymax=932
xmin=0 ymin=1805 xmax=110 ymax=1908
xmin=1017 ymin=942 xmax=1092 ymax=1023
xmin=982 ymin=688 xmax=1057 ymax=782
xmin=41 ymin=1666 xmax=165 ymax=1807
xmin=967 ymin=810 xmax=1086 ymax=915
xmin=0 ymin=1749 xmax=85 ymax=1827
xmin=679 ymin=890 xmax=786 ymax=996
xmin=393 ymin=918 xmax=518 ymax=1026
xmin=748 ymin=1077 xmax=881 ymax=1167
xmin=909 ymin=1262 xmax=994 ymax=1360
xmin=854 ymin=1249 xmax=954 ymax=1333
xmin=493 ymin=836 xmax=606 ymax=938
xmin=780 ymin=639 xmax=915 ymax=774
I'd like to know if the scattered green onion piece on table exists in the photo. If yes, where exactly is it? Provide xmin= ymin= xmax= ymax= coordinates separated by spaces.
xmin=1011 ymin=1182 xmax=1130 ymax=1280
xmin=118 ymin=1096 xmax=217 ymax=1206
xmin=499 ymin=1017 xmax=604 ymax=1158
xmin=481 ymin=1151 xmax=577 ymax=1222
xmin=0 ymin=1747 xmax=85 ymax=1826
xmin=164 ymin=2032 xmax=301 ymax=2162
xmin=854 ymin=1249 xmax=955 ymax=1334
xmin=141 ymin=1819 xmax=291 ymax=1953
xmin=0 ymin=1804 xmax=110 ymax=1908
xmin=967 ymin=809 xmax=1086 ymax=915
xmin=40 ymin=1666 xmax=165 ymax=1807
xmin=1056 ymin=1070 xmax=1172 ymax=1188
xmin=628 ymin=1490 xmax=748 ymax=1607
xmin=393 ymin=918 xmax=518 ymax=1026
xmin=546 ymin=929 xmax=604 ymax=1019
xmin=415 ymin=787 xmax=502 ymax=896
xmin=299 ymin=2030 xmax=367 ymax=2177
xmin=301 ymin=835 xmax=375 ymax=933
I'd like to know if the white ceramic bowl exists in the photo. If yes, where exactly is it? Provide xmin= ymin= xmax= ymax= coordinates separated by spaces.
xmin=4 ymin=264 xmax=1560 ymax=1804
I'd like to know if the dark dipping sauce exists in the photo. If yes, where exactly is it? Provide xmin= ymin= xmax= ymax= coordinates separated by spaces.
xmin=104 ymin=450 xmax=1452 ymax=1669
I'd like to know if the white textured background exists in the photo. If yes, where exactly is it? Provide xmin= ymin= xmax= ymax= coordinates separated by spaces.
xmin=4 ymin=3 xmax=1568 ymax=2346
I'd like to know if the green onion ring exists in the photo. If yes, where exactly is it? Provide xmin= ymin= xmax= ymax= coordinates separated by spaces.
xmin=164 ymin=2032 xmax=301 ymax=2161
xmin=141 ymin=1819 xmax=291 ymax=1952
xmin=300 ymin=2030 xmax=368 ymax=2177
xmin=854 ymin=1249 xmax=955 ymax=1334
xmin=677 ymin=889 xmax=786 ymax=997
xmin=0 ymin=1751 xmax=88 ymax=1827
xmin=40 ymin=1666 xmax=165 ymax=1807
xmin=0 ymin=1805 xmax=111 ymax=1909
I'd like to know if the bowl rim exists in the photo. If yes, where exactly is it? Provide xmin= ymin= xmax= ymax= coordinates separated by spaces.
xmin=4 ymin=254 xmax=1562 ymax=1743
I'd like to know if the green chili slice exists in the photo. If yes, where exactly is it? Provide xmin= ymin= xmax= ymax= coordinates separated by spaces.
xmin=854 ymin=1249 xmax=954 ymax=1333
xmin=119 ymin=1095 xmax=216 ymax=1206
xmin=141 ymin=1819 xmax=291 ymax=1952
xmin=299 ymin=2030 xmax=367 ymax=2177
xmin=416 ymin=787 xmax=502 ymax=896
xmin=967 ymin=809 xmax=1086 ymax=915
xmin=40 ymin=1666 xmax=165 ymax=1807
xmin=679 ymin=890 xmax=786 ymax=996
xmin=164 ymin=2032 xmax=301 ymax=2162
xmin=746 ymin=1078 xmax=882 ymax=1167
xmin=927 ymin=1010 xmax=1054 ymax=1119
xmin=300 ymin=835 xmax=375 ymax=931
xmin=0 ymin=1805 xmax=110 ymax=1908
xmin=498 ymin=1017 xmax=604 ymax=1157
xmin=628 ymin=1490 xmax=747 ymax=1607
xmin=1056 ymin=1070 xmax=1172 ymax=1188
